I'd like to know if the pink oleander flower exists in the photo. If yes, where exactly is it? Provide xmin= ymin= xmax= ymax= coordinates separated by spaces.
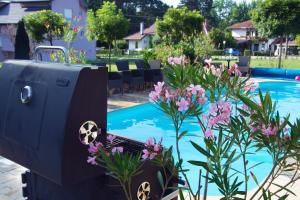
xmin=154 ymin=82 xmax=164 ymax=94
xmin=205 ymin=100 xmax=232 ymax=128
xmin=197 ymin=96 xmax=207 ymax=105
xmin=204 ymin=58 xmax=212 ymax=65
xmin=173 ymin=56 xmax=183 ymax=65
xmin=112 ymin=146 xmax=124 ymax=154
xmin=204 ymin=129 xmax=214 ymax=139
xmin=168 ymin=56 xmax=186 ymax=65
xmin=107 ymin=134 xmax=116 ymax=144
xmin=168 ymin=57 xmax=175 ymax=65
xmin=244 ymin=79 xmax=258 ymax=92
xmin=149 ymin=91 xmax=160 ymax=102
xmin=262 ymin=125 xmax=278 ymax=136
xmin=142 ymin=137 xmax=162 ymax=160
xmin=229 ymin=64 xmax=242 ymax=76
xmin=165 ymin=89 xmax=174 ymax=102
xmin=88 ymin=142 xmax=103 ymax=154
xmin=188 ymin=84 xmax=204 ymax=95
xmin=176 ymin=98 xmax=190 ymax=112
xmin=87 ymin=156 xmax=97 ymax=165
xmin=145 ymin=137 xmax=154 ymax=147
xmin=142 ymin=149 xmax=157 ymax=160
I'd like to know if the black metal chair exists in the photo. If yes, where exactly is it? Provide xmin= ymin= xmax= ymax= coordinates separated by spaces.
xmin=93 ymin=61 xmax=123 ymax=95
xmin=115 ymin=60 xmax=144 ymax=89
xmin=145 ymin=60 xmax=163 ymax=84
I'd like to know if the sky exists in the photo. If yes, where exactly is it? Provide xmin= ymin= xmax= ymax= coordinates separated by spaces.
xmin=162 ymin=0 xmax=252 ymax=7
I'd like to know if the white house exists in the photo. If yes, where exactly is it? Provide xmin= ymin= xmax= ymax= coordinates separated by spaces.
xmin=124 ymin=23 xmax=155 ymax=51
xmin=228 ymin=20 xmax=276 ymax=54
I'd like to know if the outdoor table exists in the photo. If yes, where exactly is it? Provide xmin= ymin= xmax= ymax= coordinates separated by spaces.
xmin=226 ymin=57 xmax=237 ymax=68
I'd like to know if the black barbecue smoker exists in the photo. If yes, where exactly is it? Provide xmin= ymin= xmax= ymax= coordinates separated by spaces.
xmin=0 ymin=46 xmax=180 ymax=200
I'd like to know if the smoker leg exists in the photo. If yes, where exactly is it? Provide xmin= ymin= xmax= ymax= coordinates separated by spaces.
xmin=20 ymin=171 xmax=126 ymax=200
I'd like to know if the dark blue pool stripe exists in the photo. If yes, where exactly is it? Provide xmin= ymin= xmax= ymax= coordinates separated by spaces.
xmin=251 ymin=68 xmax=300 ymax=79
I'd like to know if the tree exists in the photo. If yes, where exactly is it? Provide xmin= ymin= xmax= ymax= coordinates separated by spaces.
xmin=209 ymin=28 xmax=237 ymax=49
xmin=228 ymin=1 xmax=257 ymax=25
xmin=156 ymin=7 xmax=204 ymax=45
xmin=23 ymin=10 xmax=66 ymax=45
xmin=251 ymin=0 xmax=300 ymax=68
xmin=115 ymin=0 xmax=169 ymax=34
xmin=180 ymin=0 xmax=213 ymax=27
xmin=296 ymin=35 xmax=300 ymax=54
xmin=85 ymin=0 xmax=103 ymax=12
xmin=15 ymin=20 xmax=30 ymax=59
xmin=86 ymin=1 xmax=129 ymax=70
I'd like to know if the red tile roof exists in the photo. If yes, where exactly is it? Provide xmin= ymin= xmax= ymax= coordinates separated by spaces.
xmin=228 ymin=20 xmax=254 ymax=29
xmin=124 ymin=24 xmax=155 ymax=40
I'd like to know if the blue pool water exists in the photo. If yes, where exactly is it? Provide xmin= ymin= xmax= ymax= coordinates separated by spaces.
xmin=108 ymin=80 xmax=300 ymax=196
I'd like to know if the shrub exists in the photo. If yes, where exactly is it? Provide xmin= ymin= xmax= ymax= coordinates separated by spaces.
xmin=23 ymin=10 xmax=66 ymax=45
xmin=244 ymin=49 xmax=251 ymax=56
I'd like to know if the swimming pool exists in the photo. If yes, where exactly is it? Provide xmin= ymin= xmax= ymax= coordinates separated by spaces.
xmin=108 ymin=79 xmax=300 ymax=196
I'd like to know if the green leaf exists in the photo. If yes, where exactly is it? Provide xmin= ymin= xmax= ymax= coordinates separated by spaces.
xmin=188 ymin=160 xmax=209 ymax=171
xmin=157 ymin=171 xmax=164 ymax=190
xmin=190 ymin=141 xmax=212 ymax=158
xmin=250 ymin=171 xmax=259 ymax=186
xmin=272 ymin=183 xmax=296 ymax=196
xmin=179 ymin=189 xmax=185 ymax=200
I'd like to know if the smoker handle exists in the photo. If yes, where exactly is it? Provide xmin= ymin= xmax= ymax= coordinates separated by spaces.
xmin=34 ymin=46 xmax=69 ymax=64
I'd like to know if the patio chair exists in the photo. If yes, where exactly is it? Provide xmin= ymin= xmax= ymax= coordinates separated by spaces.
xmin=93 ymin=61 xmax=124 ymax=95
xmin=237 ymin=56 xmax=250 ymax=75
xmin=135 ymin=60 xmax=163 ymax=85
xmin=147 ymin=59 xmax=163 ymax=84
xmin=115 ymin=60 xmax=144 ymax=89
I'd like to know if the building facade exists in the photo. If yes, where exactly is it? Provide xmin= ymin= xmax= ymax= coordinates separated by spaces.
xmin=0 ymin=0 xmax=96 ymax=61
xmin=124 ymin=23 xmax=155 ymax=51
xmin=228 ymin=20 xmax=276 ymax=54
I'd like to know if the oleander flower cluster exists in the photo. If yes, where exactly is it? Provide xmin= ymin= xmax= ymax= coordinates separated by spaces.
xmin=87 ymin=134 xmax=123 ymax=165
xmin=167 ymin=56 xmax=187 ymax=65
xmin=149 ymin=82 xmax=207 ymax=113
xmin=142 ymin=137 xmax=163 ymax=160
xmin=203 ymin=100 xmax=232 ymax=139
xmin=244 ymin=79 xmax=259 ymax=93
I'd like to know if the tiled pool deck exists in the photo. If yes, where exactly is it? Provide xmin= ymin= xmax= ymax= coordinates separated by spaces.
xmin=0 ymin=90 xmax=299 ymax=200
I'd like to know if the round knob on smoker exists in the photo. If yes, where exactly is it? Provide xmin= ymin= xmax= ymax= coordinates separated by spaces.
xmin=20 ymin=86 xmax=33 ymax=104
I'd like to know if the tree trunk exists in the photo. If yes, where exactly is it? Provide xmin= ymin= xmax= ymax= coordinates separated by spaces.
xmin=278 ymin=36 xmax=283 ymax=69
xmin=108 ymin=42 xmax=112 ymax=72
xmin=49 ymin=37 xmax=53 ymax=46
xmin=285 ymin=35 xmax=289 ymax=59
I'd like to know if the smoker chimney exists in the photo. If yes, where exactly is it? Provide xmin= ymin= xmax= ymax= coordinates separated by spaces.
xmin=140 ymin=22 xmax=144 ymax=35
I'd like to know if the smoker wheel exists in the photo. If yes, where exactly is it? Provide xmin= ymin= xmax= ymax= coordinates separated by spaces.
xmin=137 ymin=181 xmax=151 ymax=200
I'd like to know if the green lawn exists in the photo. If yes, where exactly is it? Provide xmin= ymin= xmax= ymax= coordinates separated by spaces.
xmin=250 ymin=59 xmax=300 ymax=69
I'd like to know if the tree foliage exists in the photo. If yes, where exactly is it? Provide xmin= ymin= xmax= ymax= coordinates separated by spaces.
xmin=23 ymin=10 xmax=66 ymax=45
xmin=210 ymin=0 xmax=257 ymax=29
xmin=87 ymin=0 xmax=169 ymax=34
xmin=156 ymin=7 xmax=204 ymax=45
xmin=14 ymin=20 xmax=30 ymax=59
xmin=86 ymin=1 xmax=129 ymax=69
xmin=86 ymin=1 xmax=129 ymax=43
xmin=251 ymin=0 xmax=300 ymax=38
xmin=209 ymin=28 xmax=237 ymax=49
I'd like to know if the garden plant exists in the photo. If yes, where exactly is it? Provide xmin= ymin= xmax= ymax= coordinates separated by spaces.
xmin=86 ymin=57 xmax=300 ymax=200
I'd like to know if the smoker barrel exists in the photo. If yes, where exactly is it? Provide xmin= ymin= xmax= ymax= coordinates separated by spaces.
xmin=0 ymin=48 xmax=178 ymax=200
xmin=0 ymin=59 xmax=108 ymax=185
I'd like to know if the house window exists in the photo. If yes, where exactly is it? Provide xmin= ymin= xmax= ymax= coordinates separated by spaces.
xmin=253 ymin=44 xmax=259 ymax=51
xmin=64 ymin=9 xmax=72 ymax=20
xmin=135 ymin=41 xmax=138 ymax=49
xmin=80 ymin=30 xmax=84 ymax=39
xmin=261 ymin=44 xmax=265 ymax=51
